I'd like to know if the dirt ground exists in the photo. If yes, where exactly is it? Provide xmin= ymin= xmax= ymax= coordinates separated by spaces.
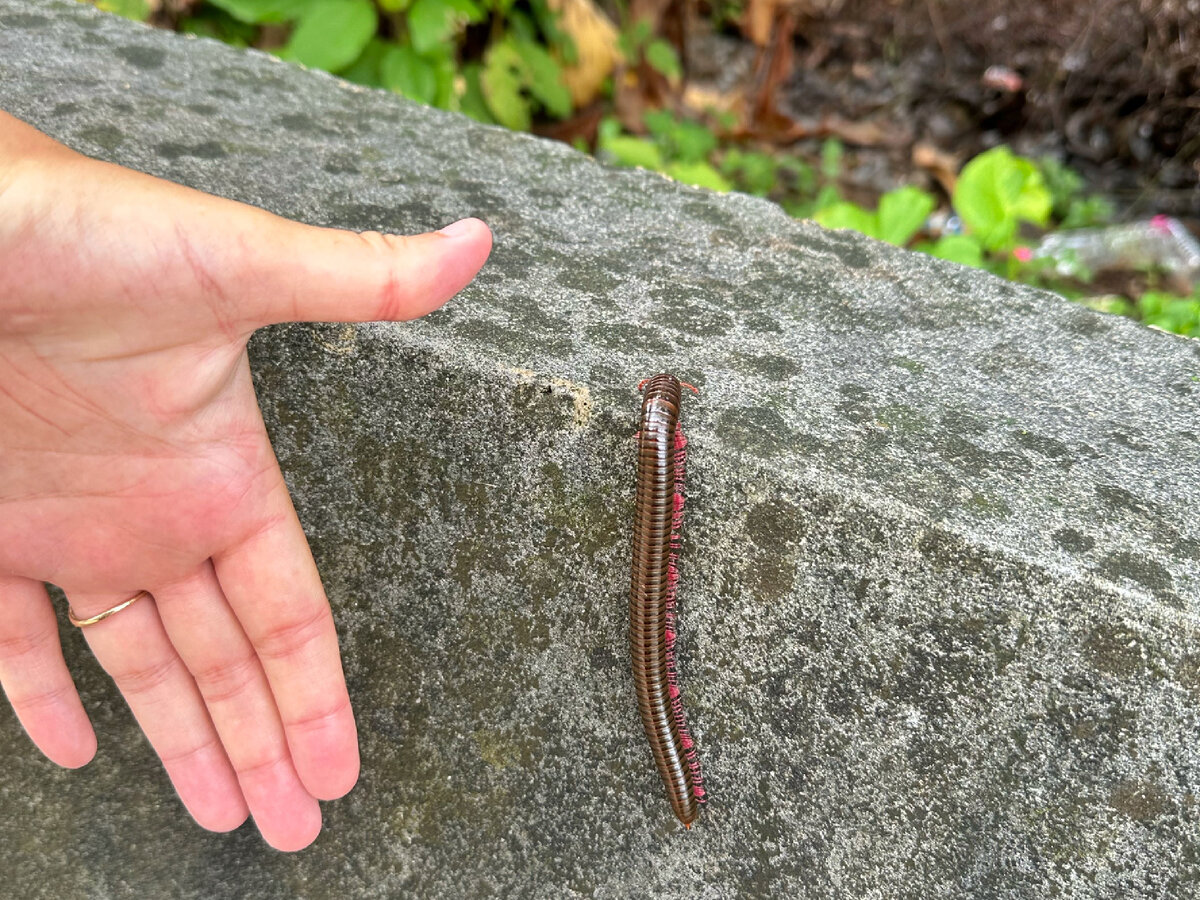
xmin=691 ymin=0 xmax=1199 ymax=221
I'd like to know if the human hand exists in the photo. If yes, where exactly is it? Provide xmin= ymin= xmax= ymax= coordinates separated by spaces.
xmin=0 ymin=111 xmax=492 ymax=850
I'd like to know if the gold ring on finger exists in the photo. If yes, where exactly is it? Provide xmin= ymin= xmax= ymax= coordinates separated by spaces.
xmin=68 ymin=590 xmax=150 ymax=628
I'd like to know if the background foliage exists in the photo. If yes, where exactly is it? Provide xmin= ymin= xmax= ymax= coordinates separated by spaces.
xmin=92 ymin=0 xmax=1199 ymax=338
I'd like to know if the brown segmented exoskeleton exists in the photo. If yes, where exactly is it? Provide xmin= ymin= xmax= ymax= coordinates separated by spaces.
xmin=630 ymin=373 xmax=705 ymax=827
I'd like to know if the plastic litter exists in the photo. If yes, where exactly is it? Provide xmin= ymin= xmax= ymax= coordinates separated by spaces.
xmin=1032 ymin=216 xmax=1200 ymax=285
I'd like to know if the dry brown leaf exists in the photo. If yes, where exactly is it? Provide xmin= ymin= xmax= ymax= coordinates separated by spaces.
xmin=742 ymin=0 xmax=782 ymax=46
xmin=912 ymin=141 xmax=961 ymax=196
xmin=817 ymin=114 xmax=904 ymax=147
xmin=545 ymin=0 xmax=621 ymax=109
xmin=682 ymin=83 xmax=745 ymax=124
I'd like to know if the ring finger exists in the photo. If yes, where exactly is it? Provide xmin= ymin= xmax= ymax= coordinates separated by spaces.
xmin=153 ymin=563 xmax=322 ymax=852
xmin=66 ymin=586 xmax=248 ymax=834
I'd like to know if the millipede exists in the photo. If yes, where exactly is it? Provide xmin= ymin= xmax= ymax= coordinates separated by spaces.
xmin=630 ymin=373 xmax=705 ymax=827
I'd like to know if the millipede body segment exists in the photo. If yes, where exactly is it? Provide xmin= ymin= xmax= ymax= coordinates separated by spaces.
xmin=631 ymin=373 xmax=705 ymax=827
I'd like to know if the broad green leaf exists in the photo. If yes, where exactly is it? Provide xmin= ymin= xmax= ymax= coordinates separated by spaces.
xmin=666 ymin=161 xmax=731 ymax=192
xmin=284 ymin=0 xmax=377 ymax=72
xmin=481 ymin=43 xmax=530 ymax=131
xmin=381 ymin=44 xmax=437 ymax=104
xmin=458 ymin=63 xmax=495 ymax=124
xmin=876 ymin=185 xmax=935 ymax=246
xmin=378 ymin=0 xmax=410 ymax=10
xmin=430 ymin=51 xmax=459 ymax=110
xmin=206 ymin=0 xmax=310 ymax=24
xmin=814 ymin=201 xmax=877 ymax=238
xmin=513 ymin=40 xmax=572 ymax=118
xmin=918 ymin=234 xmax=985 ymax=268
xmin=599 ymin=133 xmax=664 ymax=171
xmin=95 ymin=0 xmax=151 ymax=20
xmin=340 ymin=37 xmax=390 ymax=87
xmin=407 ymin=0 xmax=482 ymax=55
xmin=953 ymin=146 xmax=1052 ymax=252
xmin=644 ymin=39 xmax=681 ymax=80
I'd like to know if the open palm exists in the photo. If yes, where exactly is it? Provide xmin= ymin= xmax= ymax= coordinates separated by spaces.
xmin=0 ymin=112 xmax=492 ymax=850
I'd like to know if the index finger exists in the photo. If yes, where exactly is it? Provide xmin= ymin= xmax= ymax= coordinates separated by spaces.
xmin=214 ymin=480 xmax=359 ymax=802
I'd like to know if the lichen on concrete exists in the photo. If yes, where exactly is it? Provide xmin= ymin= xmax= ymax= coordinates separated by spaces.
xmin=1 ymin=1 xmax=1198 ymax=896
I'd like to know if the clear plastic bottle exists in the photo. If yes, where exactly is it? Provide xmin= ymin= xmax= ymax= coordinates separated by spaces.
xmin=1033 ymin=216 xmax=1200 ymax=283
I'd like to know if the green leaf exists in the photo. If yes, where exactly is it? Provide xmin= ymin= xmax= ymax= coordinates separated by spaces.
xmin=458 ymin=63 xmax=495 ymax=124
xmin=513 ymin=40 xmax=572 ymax=118
xmin=179 ymin=6 xmax=259 ymax=44
xmin=642 ymin=112 xmax=715 ymax=165
xmin=378 ymin=0 xmax=410 ymax=11
xmin=813 ymin=183 xmax=841 ymax=211
xmin=670 ymin=120 xmax=716 ymax=165
xmin=506 ymin=9 xmax=537 ymax=42
xmin=726 ymin=151 xmax=777 ymax=196
xmin=381 ymin=44 xmax=437 ymax=104
xmin=666 ymin=161 xmax=731 ymax=192
xmin=600 ymin=134 xmax=664 ymax=171
xmin=953 ymin=146 xmax=1052 ymax=252
xmin=1140 ymin=291 xmax=1200 ymax=336
xmin=430 ymin=51 xmax=459 ymax=109
xmin=814 ymin=201 xmax=877 ymax=238
xmin=339 ymin=37 xmax=390 ymax=87
xmin=206 ymin=0 xmax=310 ymax=24
xmin=776 ymin=155 xmax=815 ymax=194
xmin=1062 ymin=194 xmax=1114 ymax=229
xmin=875 ymin=185 xmax=935 ymax=246
xmin=918 ymin=234 xmax=985 ymax=268
xmin=531 ymin=0 xmax=577 ymax=63
xmin=95 ymin=0 xmax=152 ymax=20
xmin=644 ymin=39 xmax=681 ymax=80
xmin=820 ymin=138 xmax=843 ymax=180
xmin=481 ymin=42 xmax=531 ymax=131
xmin=619 ymin=19 xmax=652 ymax=57
xmin=284 ymin=0 xmax=377 ymax=72
xmin=1038 ymin=156 xmax=1093 ymax=222
xmin=407 ymin=0 xmax=482 ymax=56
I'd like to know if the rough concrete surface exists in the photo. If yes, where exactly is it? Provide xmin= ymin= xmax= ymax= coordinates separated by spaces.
xmin=1 ymin=2 xmax=1199 ymax=897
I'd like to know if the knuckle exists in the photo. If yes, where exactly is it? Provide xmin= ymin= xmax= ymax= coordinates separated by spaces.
xmin=0 ymin=621 xmax=58 ymax=663
xmin=190 ymin=652 xmax=260 ymax=707
xmin=252 ymin=606 xmax=331 ymax=664
xmin=10 ymin=679 xmax=77 ymax=713
xmin=231 ymin=749 xmax=290 ymax=781
xmin=109 ymin=652 xmax=179 ymax=698
xmin=158 ymin=733 xmax=223 ymax=768
xmin=284 ymin=693 xmax=351 ymax=735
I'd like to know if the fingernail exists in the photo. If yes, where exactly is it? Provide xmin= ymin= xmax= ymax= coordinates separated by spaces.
xmin=438 ymin=218 xmax=477 ymax=238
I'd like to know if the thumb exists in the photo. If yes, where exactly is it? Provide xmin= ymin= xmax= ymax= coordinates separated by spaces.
xmin=238 ymin=214 xmax=493 ymax=327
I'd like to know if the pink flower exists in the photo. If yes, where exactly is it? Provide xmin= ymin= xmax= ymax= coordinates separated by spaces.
xmin=1013 ymin=246 xmax=1033 ymax=262
xmin=1151 ymin=214 xmax=1171 ymax=234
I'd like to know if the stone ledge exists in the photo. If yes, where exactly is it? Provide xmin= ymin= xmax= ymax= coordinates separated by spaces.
xmin=1 ymin=1 xmax=1197 ymax=896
